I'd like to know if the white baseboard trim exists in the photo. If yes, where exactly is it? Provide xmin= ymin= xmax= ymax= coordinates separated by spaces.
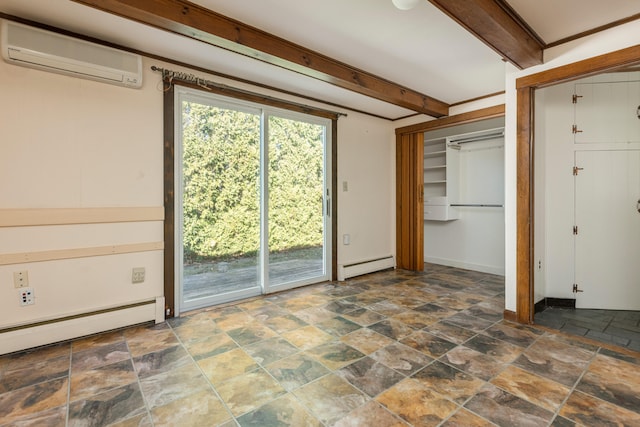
xmin=0 ymin=296 xmax=164 ymax=355
xmin=424 ymin=256 xmax=504 ymax=276
xmin=338 ymin=256 xmax=395 ymax=281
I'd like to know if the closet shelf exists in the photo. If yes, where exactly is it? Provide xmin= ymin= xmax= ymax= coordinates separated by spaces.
xmin=424 ymin=136 xmax=457 ymax=221
xmin=424 ymin=151 xmax=446 ymax=158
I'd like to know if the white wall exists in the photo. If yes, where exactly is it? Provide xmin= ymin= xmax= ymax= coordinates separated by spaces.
xmin=424 ymin=206 xmax=505 ymax=274
xmin=337 ymin=114 xmax=395 ymax=266
xmin=0 ymin=51 xmax=395 ymax=350
xmin=504 ymin=21 xmax=640 ymax=312
xmin=0 ymin=58 xmax=164 ymax=332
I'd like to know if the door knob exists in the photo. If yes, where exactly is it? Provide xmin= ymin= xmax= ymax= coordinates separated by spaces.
xmin=637 ymin=199 xmax=640 ymax=213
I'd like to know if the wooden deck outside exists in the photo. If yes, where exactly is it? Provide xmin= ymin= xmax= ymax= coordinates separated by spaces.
xmin=183 ymin=258 xmax=324 ymax=301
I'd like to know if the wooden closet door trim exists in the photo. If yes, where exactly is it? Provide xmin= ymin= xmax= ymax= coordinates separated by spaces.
xmin=396 ymin=132 xmax=424 ymax=270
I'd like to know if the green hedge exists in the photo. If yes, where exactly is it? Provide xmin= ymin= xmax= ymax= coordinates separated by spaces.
xmin=182 ymin=102 xmax=324 ymax=263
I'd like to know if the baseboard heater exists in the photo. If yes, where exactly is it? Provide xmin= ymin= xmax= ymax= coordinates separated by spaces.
xmin=338 ymin=255 xmax=395 ymax=281
xmin=0 ymin=296 xmax=164 ymax=355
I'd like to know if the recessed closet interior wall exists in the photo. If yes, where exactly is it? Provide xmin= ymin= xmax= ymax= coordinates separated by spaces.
xmin=423 ymin=116 xmax=505 ymax=275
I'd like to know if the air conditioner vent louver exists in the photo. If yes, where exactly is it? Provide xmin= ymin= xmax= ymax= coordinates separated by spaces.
xmin=1 ymin=19 xmax=142 ymax=88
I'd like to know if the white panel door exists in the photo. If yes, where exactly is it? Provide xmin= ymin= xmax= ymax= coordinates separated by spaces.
xmin=574 ymin=150 xmax=640 ymax=309
xmin=574 ymin=81 xmax=640 ymax=143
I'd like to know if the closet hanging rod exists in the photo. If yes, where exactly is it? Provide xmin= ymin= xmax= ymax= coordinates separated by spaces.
xmin=450 ymin=204 xmax=503 ymax=208
xmin=447 ymin=128 xmax=505 ymax=147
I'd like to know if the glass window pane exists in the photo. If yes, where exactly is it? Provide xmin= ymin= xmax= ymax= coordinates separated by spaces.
xmin=182 ymin=100 xmax=261 ymax=306
xmin=268 ymin=115 xmax=326 ymax=288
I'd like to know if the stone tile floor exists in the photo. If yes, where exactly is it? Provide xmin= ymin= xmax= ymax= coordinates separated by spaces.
xmin=535 ymin=306 xmax=640 ymax=351
xmin=1 ymin=264 xmax=639 ymax=426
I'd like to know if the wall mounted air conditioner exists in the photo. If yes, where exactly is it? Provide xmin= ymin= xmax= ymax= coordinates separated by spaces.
xmin=0 ymin=19 xmax=142 ymax=88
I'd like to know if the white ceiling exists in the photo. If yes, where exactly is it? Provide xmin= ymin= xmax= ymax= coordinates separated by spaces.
xmin=1 ymin=0 xmax=638 ymax=120
xmin=188 ymin=0 xmax=508 ymax=104
xmin=505 ymin=0 xmax=640 ymax=44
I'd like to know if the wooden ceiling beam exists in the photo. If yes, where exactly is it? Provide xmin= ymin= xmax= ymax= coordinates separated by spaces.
xmin=71 ymin=0 xmax=450 ymax=117
xmin=427 ymin=0 xmax=544 ymax=69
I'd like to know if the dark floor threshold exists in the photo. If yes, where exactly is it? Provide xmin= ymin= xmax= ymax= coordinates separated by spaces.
xmin=535 ymin=297 xmax=576 ymax=313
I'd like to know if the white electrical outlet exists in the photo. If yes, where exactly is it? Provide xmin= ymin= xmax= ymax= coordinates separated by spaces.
xmin=13 ymin=270 xmax=29 ymax=288
xmin=19 ymin=287 xmax=35 ymax=306
xmin=132 ymin=267 xmax=146 ymax=284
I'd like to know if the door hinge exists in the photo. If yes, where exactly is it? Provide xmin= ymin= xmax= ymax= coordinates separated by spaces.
xmin=572 ymin=124 xmax=583 ymax=134
xmin=573 ymin=166 xmax=584 ymax=176
xmin=572 ymin=94 xmax=583 ymax=104
xmin=572 ymin=284 xmax=583 ymax=293
xmin=573 ymin=226 xmax=578 ymax=235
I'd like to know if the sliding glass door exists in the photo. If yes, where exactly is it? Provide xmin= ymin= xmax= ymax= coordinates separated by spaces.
xmin=265 ymin=114 xmax=328 ymax=293
xmin=175 ymin=88 xmax=331 ymax=313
